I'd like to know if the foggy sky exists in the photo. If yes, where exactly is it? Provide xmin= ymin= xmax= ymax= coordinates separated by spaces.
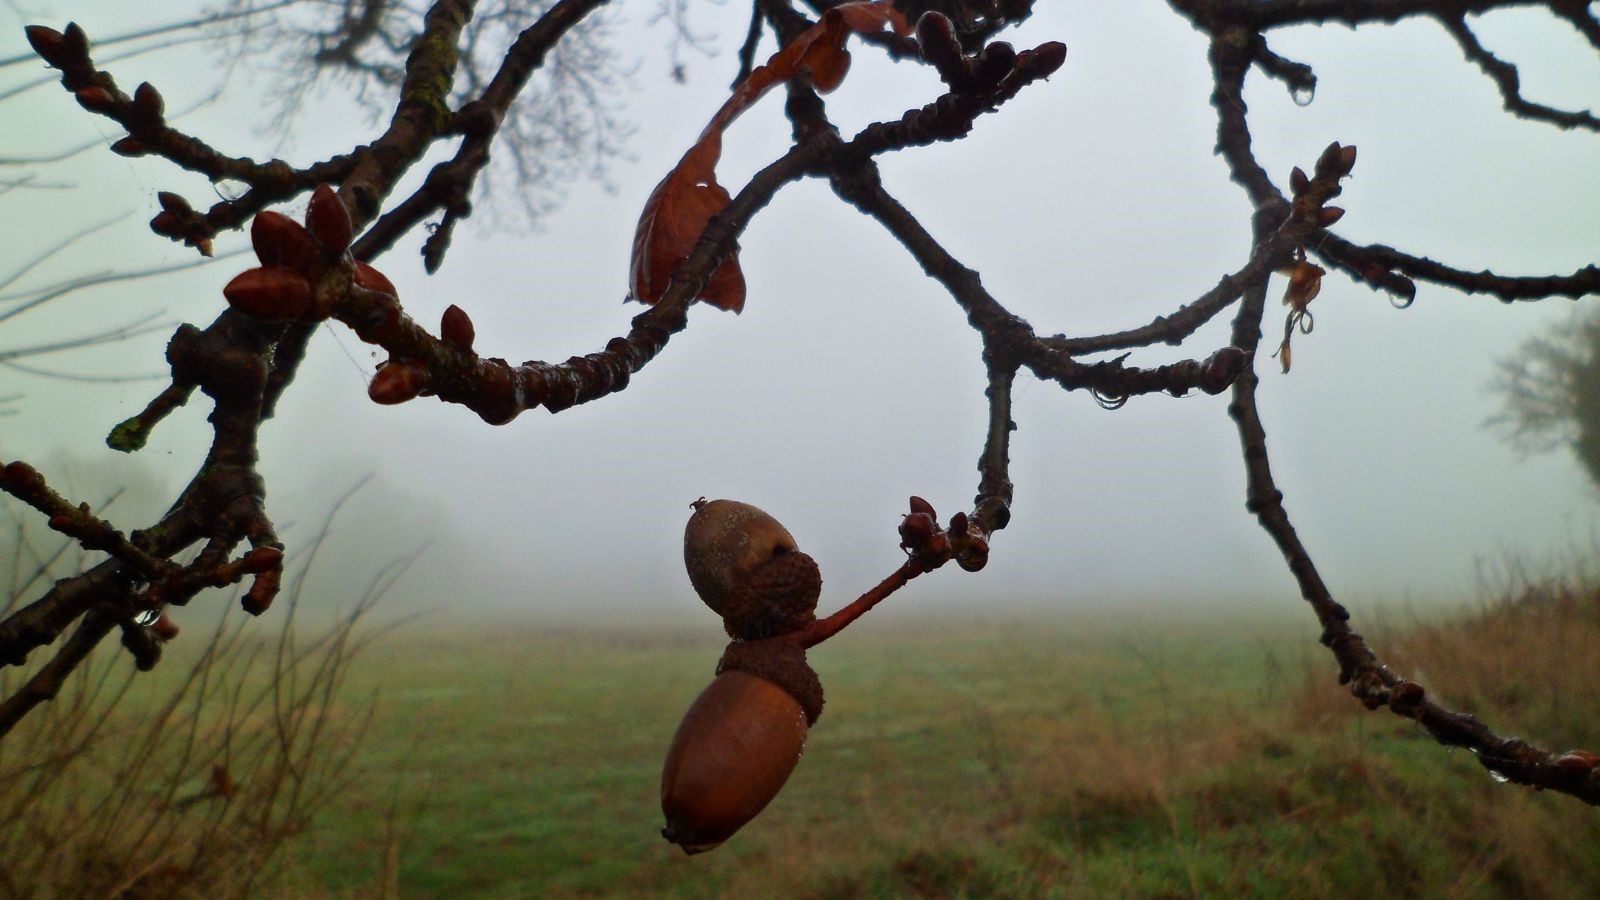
xmin=3 ymin=3 xmax=1598 ymax=631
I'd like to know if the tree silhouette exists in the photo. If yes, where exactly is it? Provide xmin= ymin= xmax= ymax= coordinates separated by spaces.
xmin=1490 ymin=308 xmax=1600 ymax=494
xmin=3 ymin=0 xmax=1600 ymax=814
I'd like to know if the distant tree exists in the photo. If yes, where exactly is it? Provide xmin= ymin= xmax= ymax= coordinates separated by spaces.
xmin=1489 ymin=309 xmax=1600 ymax=494
xmin=3 ymin=0 xmax=1600 ymax=830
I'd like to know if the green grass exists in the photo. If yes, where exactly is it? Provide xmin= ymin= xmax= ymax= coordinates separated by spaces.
xmin=268 ymin=600 xmax=1600 ymax=898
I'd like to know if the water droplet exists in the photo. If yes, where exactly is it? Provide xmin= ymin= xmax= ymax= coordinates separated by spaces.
xmin=213 ymin=178 xmax=249 ymax=202
xmin=1489 ymin=769 xmax=1510 ymax=783
xmin=133 ymin=609 xmax=160 ymax=627
xmin=1291 ymin=85 xmax=1315 ymax=107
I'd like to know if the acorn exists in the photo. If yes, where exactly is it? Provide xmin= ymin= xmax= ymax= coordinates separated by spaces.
xmin=683 ymin=498 xmax=820 ymax=639
xmin=663 ymin=500 xmax=826 ymax=854
xmin=660 ymin=638 xmax=823 ymax=854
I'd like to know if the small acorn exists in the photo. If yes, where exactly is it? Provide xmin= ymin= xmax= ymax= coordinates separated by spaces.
xmin=663 ymin=500 xmax=825 ymax=854
xmin=683 ymin=498 xmax=820 ymax=639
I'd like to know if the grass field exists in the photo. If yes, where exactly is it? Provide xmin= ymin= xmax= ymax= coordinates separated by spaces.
xmin=263 ymin=588 xmax=1600 ymax=898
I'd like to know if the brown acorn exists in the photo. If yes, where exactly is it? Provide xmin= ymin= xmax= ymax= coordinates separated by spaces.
xmin=660 ymin=638 xmax=822 ymax=854
xmin=663 ymin=501 xmax=827 ymax=854
xmin=683 ymin=499 xmax=820 ymax=637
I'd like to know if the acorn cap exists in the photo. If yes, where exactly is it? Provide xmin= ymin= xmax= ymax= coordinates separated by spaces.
xmin=718 ymin=637 xmax=824 ymax=725
xmin=721 ymin=550 xmax=821 ymax=640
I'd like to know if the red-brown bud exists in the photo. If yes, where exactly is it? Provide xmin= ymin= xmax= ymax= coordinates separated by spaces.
xmin=25 ymin=25 xmax=73 ymax=67
xmin=251 ymin=211 xmax=319 ymax=272
xmin=441 ymin=304 xmax=475 ymax=351
xmin=149 ymin=210 xmax=183 ymax=238
xmin=908 ymin=495 xmax=937 ymax=519
xmin=1317 ymin=206 xmax=1346 ymax=227
xmin=1554 ymin=750 xmax=1600 ymax=776
xmin=223 ymin=266 xmax=313 ymax=320
xmin=368 ymin=359 xmax=430 ymax=405
xmin=899 ymin=512 xmax=936 ymax=548
xmin=156 ymin=191 xmax=192 ymax=214
xmin=242 ymin=545 xmax=284 ymax=574
xmin=47 ymin=513 xmax=73 ymax=533
xmin=305 ymin=184 xmax=353 ymax=253
xmin=353 ymin=260 xmax=397 ymax=297
xmin=74 ymin=86 xmax=117 ymax=114
xmin=948 ymin=511 xmax=969 ymax=536
xmin=1314 ymin=141 xmax=1356 ymax=179
xmin=110 ymin=136 xmax=147 ymax=158
xmin=0 ymin=461 xmax=43 ymax=492
xmin=1289 ymin=166 xmax=1310 ymax=195
xmin=61 ymin=22 xmax=89 ymax=58
xmin=132 ymin=82 xmax=164 ymax=119
xmin=1018 ymin=41 xmax=1067 ymax=79
xmin=915 ymin=12 xmax=966 ymax=83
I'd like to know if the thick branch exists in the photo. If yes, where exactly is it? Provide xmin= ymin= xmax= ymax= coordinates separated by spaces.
xmin=343 ymin=136 xmax=831 ymax=422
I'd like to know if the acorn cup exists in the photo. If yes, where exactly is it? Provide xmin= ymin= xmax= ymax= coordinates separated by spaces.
xmin=661 ymin=499 xmax=824 ymax=854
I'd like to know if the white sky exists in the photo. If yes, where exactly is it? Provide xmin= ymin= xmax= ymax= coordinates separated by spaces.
xmin=2 ymin=2 xmax=1598 ymax=629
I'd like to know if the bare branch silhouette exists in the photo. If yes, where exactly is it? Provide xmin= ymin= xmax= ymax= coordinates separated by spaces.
xmin=2 ymin=0 xmax=1598 ymax=822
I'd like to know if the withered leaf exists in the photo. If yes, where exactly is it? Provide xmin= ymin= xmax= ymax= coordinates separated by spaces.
xmin=629 ymin=1 xmax=910 ymax=313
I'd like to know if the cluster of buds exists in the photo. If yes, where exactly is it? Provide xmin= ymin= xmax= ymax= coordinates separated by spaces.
xmin=1291 ymin=142 xmax=1417 ymax=307
xmin=23 ymin=22 xmax=89 ymax=71
xmin=224 ymin=186 xmax=481 ymax=407
xmin=223 ymin=185 xmax=383 ymax=321
xmin=149 ymin=191 xmax=213 ymax=256
xmin=1287 ymin=140 xmax=1357 ymax=229
xmin=915 ymin=11 xmax=1066 ymax=96
xmin=370 ymin=302 xmax=477 ymax=403
xmin=27 ymin=24 xmax=206 ymax=248
xmin=1275 ymin=142 xmax=1358 ymax=372
xmin=898 ymin=495 xmax=989 ymax=573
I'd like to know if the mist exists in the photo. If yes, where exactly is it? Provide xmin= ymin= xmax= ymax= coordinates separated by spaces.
xmin=2 ymin=2 xmax=1598 ymax=638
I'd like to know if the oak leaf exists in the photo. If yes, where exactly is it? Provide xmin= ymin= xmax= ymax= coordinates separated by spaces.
xmin=630 ymin=1 xmax=910 ymax=313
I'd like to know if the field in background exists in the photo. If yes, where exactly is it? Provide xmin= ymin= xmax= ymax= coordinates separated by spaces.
xmin=276 ymin=584 xmax=1600 ymax=898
